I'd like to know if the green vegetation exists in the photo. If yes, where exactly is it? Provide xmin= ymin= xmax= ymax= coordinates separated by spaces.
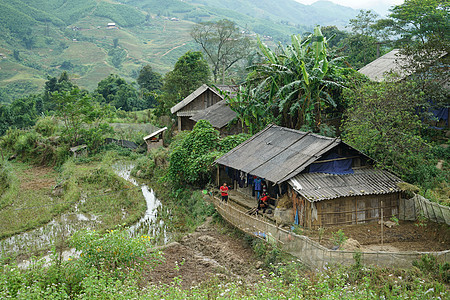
xmin=0 ymin=227 xmax=163 ymax=298
xmin=332 ymin=229 xmax=348 ymax=248
xmin=155 ymin=51 xmax=210 ymax=117
xmin=0 ymin=157 xmax=145 ymax=240
xmin=0 ymin=244 xmax=448 ymax=298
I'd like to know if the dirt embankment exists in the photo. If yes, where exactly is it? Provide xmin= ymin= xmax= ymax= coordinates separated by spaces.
xmin=142 ymin=217 xmax=263 ymax=289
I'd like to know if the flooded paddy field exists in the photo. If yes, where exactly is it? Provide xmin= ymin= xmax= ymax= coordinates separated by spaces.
xmin=0 ymin=161 xmax=171 ymax=262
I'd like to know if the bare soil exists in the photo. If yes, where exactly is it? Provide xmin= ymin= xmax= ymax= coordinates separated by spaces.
xmin=19 ymin=166 xmax=57 ymax=191
xmin=141 ymin=217 xmax=263 ymax=289
xmin=302 ymin=220 xmax=450 ymax=252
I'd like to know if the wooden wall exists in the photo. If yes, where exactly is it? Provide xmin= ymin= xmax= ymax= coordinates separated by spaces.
xmin=294 ymin=191 xmax=400 ymax=229
xmin=184 ymin=90 xmax=222 ymax=111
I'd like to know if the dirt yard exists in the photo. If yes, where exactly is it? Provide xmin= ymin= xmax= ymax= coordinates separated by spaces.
xmin=141 ymin=217 xmax=264 ymax=289
xmin=302 ymin=220 xmax=450 ymax=252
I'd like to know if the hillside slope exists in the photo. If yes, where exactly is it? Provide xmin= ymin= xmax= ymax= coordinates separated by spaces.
xmin=0 ymin=0 xmax=357 ymax=102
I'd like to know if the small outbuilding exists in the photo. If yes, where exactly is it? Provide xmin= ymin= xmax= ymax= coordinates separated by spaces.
xmin=143 ymin=127 xmax=167 ymax=152
xmin=70 ymin=144 xmax=88 ymax=158
xmin=215 ymin=124 xmax=403 ymax=228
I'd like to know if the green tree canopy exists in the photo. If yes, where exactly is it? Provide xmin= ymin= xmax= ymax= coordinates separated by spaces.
xmin=95 ymin=74 xmax=143 ymax=111
xmin=377 ymin=0 xmax=449 ymax=75
xmin=137 ymin=65 xmax=163 ymax=108
xmin=155 ymin=51 xmax=210 ymax=117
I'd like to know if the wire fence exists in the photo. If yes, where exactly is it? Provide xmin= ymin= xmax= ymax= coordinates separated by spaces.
xmin=399 ymin=194 xmax=450 ymax=225
xmin=212 ymin=195 xmax=450 ymax=270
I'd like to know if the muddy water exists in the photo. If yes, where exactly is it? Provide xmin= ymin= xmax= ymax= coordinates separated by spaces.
xmin=0 ymin=162 xmax=169 ymax=261
xmin=113 ymin=162 xmax=170 ymax=243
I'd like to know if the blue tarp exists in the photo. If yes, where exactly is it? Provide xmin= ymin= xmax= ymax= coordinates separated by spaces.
xmin=309 ymin=153 xmax=354 ymax=175
xmin=431 ymin=106 xmax=449 ymax=125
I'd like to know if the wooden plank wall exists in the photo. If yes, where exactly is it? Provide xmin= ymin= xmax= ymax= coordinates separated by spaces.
xmin=300 ymin=192 xmax=400 ymax=229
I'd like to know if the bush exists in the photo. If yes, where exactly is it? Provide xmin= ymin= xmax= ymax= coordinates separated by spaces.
xmin=131 ymin=155 xmax=155 ymax=179
xmin=413 ymin=254 xmax=450 ymax=284
xmin=0 ymin=160 xmax=18 ymax=209
xmin=69 ymin=227 xmax=163 ymax=275
xmin=331 ymin=229 xmax=347 ymax=248
xmin=34 ymin=116 xmax=58 ymax=137
xmin=168 ymin=120 xmax=219 ymax=187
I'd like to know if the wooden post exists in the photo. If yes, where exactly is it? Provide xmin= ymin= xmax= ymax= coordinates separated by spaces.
xmin=381 ymin=200 xmax=384 ymax=246
xmin=217 ymin=165 xmax=220 ymax=187
xmin=355 ymin=197 xmax=358 ymax=225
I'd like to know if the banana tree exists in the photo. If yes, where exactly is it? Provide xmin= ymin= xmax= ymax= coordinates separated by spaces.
xmin=248 ymin=26 xmax=343 ymax=131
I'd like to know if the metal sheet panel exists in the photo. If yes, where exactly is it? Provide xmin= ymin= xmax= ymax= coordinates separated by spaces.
xmin=215 ymin=124 xmax=341 ymax=183
xmin=190 ymin=100 xmax=236 ymax=128
xmin=289 ymin=168 xmax=402 ymax=202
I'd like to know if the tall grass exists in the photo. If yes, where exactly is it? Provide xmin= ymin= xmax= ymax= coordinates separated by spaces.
xmin=0 ymin=160 xmax=18 ymax=210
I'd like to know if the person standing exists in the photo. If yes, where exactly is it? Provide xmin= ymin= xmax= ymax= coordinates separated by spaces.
xmin=220 ymin=183 xmax=229 ymax=203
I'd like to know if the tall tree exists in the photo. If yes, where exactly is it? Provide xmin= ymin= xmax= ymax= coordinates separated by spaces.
xmin=191 ymin=19 xmax=252 ymax=83
xmin=155 ymin=51 xmax=210 ymax=117
xmin=345 ymin=10 xmax=389 ymax=69
xmin=245 ymin=27 xmax=344 ymax=131
xmin=137 ymin=65 xmax=163 ymax=108
xmin=43 ymin=71 xmax=75 ymax=112
xmin=377 ymin=0 xmax=449 ymax=76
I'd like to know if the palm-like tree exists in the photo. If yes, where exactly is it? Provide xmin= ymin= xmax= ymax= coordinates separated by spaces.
xmin=247 ymin=26 xmax=343 ymax=131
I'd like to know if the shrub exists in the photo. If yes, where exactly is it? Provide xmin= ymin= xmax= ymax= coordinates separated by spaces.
xmin=0 ymin=160 xmax=18 ymax=209
xmin=69 ymin=227 xmax=163 ymax=275
xmin=34 ymin=116 xmax=58 ymax=137
xmin=131 ymin=155 xmax=155 ymax=179
xmin=413 ymin=254 xmax=450 ymax=284
xmin=331 ymin=229 xmax=347 ymax=248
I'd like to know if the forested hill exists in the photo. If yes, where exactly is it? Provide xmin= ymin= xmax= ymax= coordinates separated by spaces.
xmin=187 ymin=0 xmax=358 ymax=28
xmin=0 ymin=0 xmax=358 ymax=102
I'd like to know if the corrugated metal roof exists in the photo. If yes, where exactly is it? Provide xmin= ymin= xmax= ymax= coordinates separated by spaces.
xmin=143 ymin=127 xmax=167 ymax=141
xmin=215 ymin=124 xmax=340 ymax=184
xmin=289 ymin=168 xmax=402 ymax=202
xmin=358 ymin=49 xmax=409 ymax=82
xmin=170 ymin=84 xmax=223 ymax=114
xmin=190 ymin=100 xmax=236 ymax=128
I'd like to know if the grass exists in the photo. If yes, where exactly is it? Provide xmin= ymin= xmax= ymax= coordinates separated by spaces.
xmin=0 ymin=161 xmax=60 ymax=238
xmin=0 ymin=154 xmax=147 ymax=240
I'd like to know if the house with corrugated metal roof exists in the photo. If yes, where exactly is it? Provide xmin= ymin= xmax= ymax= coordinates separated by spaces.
xmin=170 ymin=84 xmax=242 ymax=133
xmin=359 ymin=49 xmax=449 ymax=128
xmin=215 ymin=124 xmax=403 ymax=228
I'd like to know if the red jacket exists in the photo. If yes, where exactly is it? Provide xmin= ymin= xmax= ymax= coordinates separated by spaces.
xmin=220 ymin=185 xmax=228 ymax=196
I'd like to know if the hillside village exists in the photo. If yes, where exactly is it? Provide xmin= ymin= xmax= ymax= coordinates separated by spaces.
xmin=0 ymin=0 xmax=449 ymax=298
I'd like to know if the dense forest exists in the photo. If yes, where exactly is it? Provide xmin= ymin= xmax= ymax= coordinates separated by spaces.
xmin=0 ymin=0 xmax=449 ymax=298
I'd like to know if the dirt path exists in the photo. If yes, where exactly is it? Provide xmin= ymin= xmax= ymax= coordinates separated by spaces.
xmin=142 ymin=217 xmax=263 ymax=289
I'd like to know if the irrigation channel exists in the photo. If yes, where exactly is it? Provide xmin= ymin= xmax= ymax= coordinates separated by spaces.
xmin=0 ymin=163 xmax=170 ymax=264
